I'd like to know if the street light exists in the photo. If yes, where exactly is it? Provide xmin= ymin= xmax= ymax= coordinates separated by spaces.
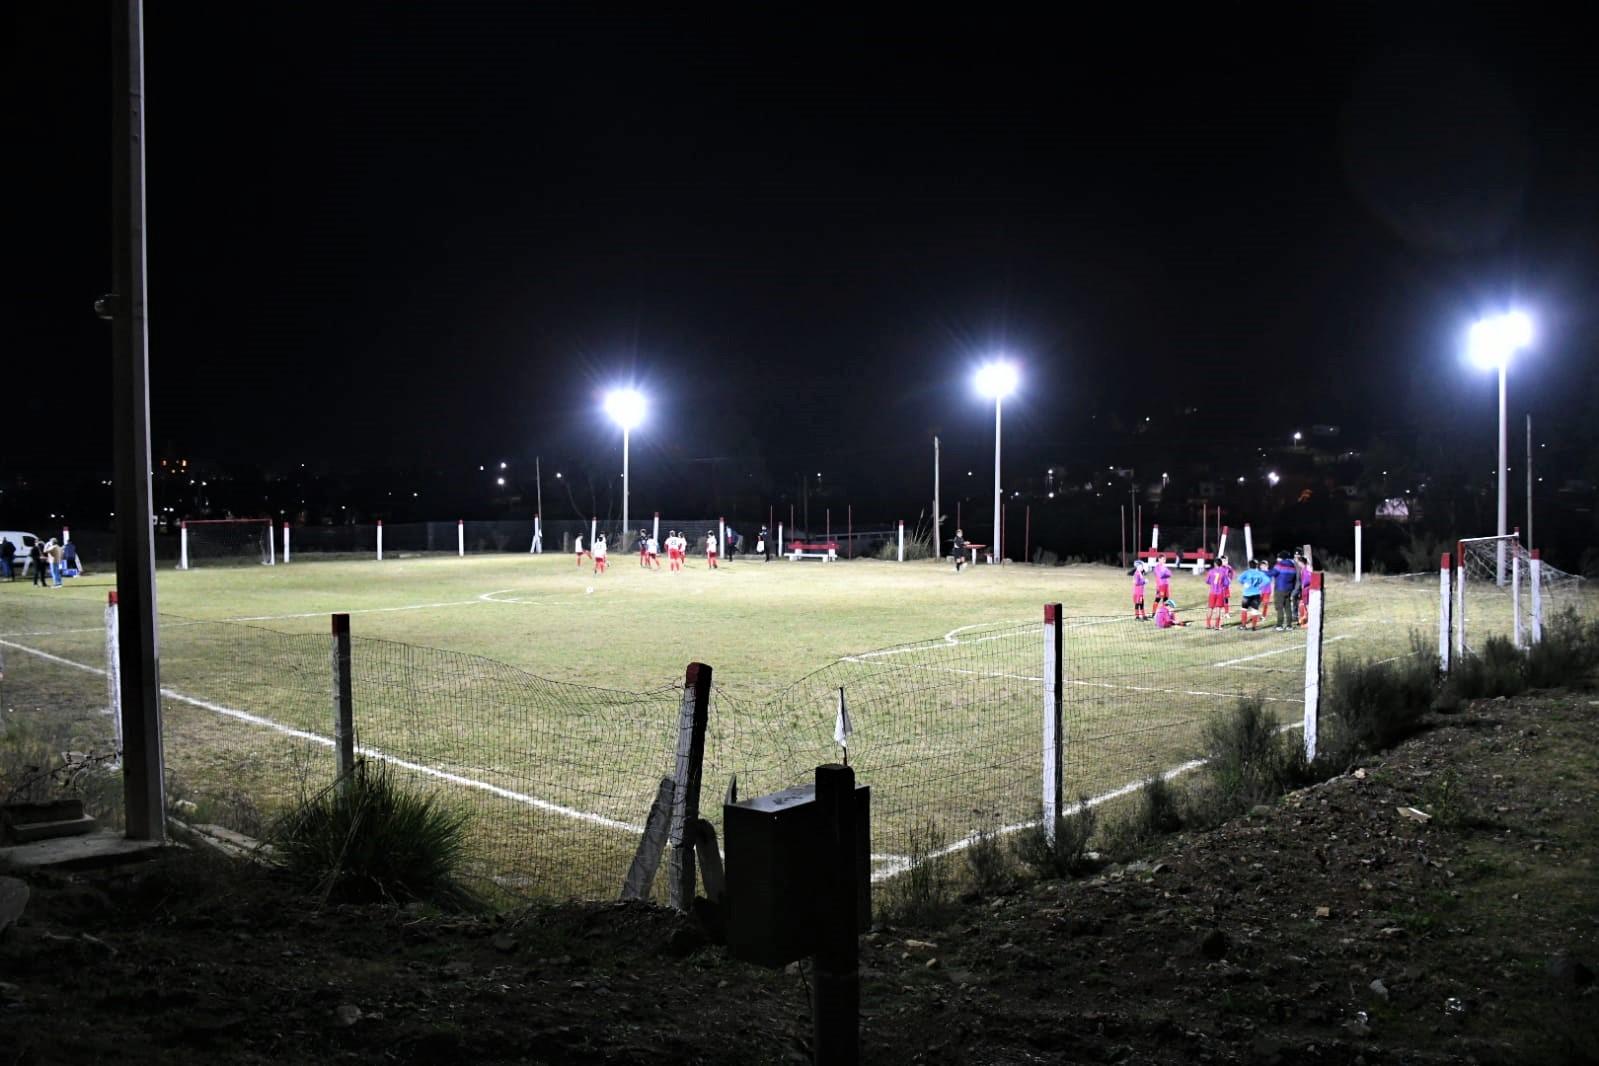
xmin=603 ymin=387 xmax=647 ymax=544
xmin=1468 ymin=311 xmax=1533 ymax=584
xmin=974 ymin=360 xmax=1019 ymax=563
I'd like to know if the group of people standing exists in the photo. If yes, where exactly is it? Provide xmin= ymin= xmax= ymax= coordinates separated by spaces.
xmin=0 ymin=538 xmax=81 ymax=587
xmin=1134 ymin=550 xmax=1313 ymax=631
xmin=571 ymin=528 xmax=736 ymax=574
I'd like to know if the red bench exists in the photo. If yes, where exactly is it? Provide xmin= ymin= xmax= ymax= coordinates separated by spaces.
xmin=1137 ymin=548 xmax=1214 ymax=572
xmin=787 ymin=540 xmax=838 ymax=561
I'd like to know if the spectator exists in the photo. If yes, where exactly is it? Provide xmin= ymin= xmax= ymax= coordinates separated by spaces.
xmin=1271 ymin=551 xmax=1298 ymax=630
xmin=0 ymin=537 xmax=15 ymax=581
xmin=61 ymin=540 xmax=83 ymax=577
xmin=46 ymin=539 xmax=64 ymax=587
xmin=29 ymin=540 xmax=48 ymax=588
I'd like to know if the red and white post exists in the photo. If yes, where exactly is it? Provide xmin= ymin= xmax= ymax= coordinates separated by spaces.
xmin=178 ymin=521 xmax=189 ymax=570
xmin=1302 ymin=573 xmax=1325 ymax=762
xmin=283 ymin=521 xmax=292 ymax=563
xmin=1150 ymin=523 xmax=1160 ymax=553
xmin=376 ymin=519 xmax=384 ymax=561
xmin=1531 ymin=550 xmax=1544 ymax=644
xmin=897 ymin=520 xmax=905 ymax=562
xmin=1216 ymin=524 xmax=1229 ymax=563
xmin=653 ymin=512 xmax=660 ymax=547
xmin=1042 ymin=603 xmax=1064 ymax=843
xmin=1439 ymin=553 xmax=1452 ymax=673
xmin=1354 ymin=520 xmax=1363 ymax=582
xmin=590 ymin=516 xmax=598 ymax=550
xmin=718 ymin=517 xmax=726 ymax=557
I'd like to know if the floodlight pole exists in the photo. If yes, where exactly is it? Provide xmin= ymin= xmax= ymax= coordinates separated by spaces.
xmin=106 ymin=0 xmax=165 ymax=843
xmin=991 ymin=396 xmax=1003 ymax=564
xmin=1496 ymin=361 xmax=1508 ymax=586
xmin=1525 ymin=415 xmax=1533 ymax=552
xmin=621 ymin=426 xmax=631 ymax=553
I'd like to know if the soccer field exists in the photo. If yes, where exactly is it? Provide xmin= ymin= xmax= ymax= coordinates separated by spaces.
xmin=0 ymin=553 xmax=1467 ymax=899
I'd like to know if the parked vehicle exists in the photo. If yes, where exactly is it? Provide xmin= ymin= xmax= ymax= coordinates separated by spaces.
xmin=0 ymin=530 xmax=41 ymax=575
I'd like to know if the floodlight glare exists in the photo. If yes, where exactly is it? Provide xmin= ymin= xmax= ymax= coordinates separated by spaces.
xmin=1467 ymin=311 xmax=1533 ymax=370
xmin=974 ymin=361 xmax=1019 ymax=399
xmin=1267 ymin=471 xmax=1281 ymax=485
xmin=604 ymin=388 xmax=647 ymax=430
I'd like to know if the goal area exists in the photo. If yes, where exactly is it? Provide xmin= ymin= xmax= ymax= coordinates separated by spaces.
xmin=1453 ymin=535 xmax=1584 ymax=656
xmin=179 ymin=519 xmax=275 ymax=569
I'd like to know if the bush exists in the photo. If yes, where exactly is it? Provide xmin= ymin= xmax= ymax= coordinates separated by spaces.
xmin=1523 ymin=609 xmax=1599 ymax=690
xmin=272 ymin=759 xmax=474 ymax=908
xmin=873 ymin=532 xmax=934 ymax=561
xmin=1014 ymin=796 xmax=1097 ymax=879
xmin=1103 ymin=775 xmax=1185 ymax=854
xmin=1436 ymin=635 xmax=1526 ymax=711
xmin=963 ymin=822 xmax=1015 ymax=896
xmin=1321 ymin=642 xmax=1439 ymax=758
xmin=1201 ymin=697 xmax=1308 ymax=808
xmin=879 ymin=819 xmax=955 ymax=926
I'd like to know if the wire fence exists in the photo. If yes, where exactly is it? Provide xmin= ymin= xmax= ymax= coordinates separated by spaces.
xmin=4 ymin=573 xmax=1488 ymax=905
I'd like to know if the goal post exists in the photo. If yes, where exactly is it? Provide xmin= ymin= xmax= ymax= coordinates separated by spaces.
xmin=1454 ymin=534 xmax=1584 ymax=653
xmin=178 ymin=518 xmax=275 ymax=569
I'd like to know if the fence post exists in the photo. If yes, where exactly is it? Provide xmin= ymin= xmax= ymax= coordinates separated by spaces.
xmin=591 ymin=516 xmax=597 ymax=550
xmin=1302 ymin=573 xmax=1325 ymax=762
xmin=1042 ymin=603 xmax=1064 ymax=844
xmin=266 ymin=520 xmax=276 ymax=566
xmin=847 ymin=505 xmax=852 ymax=559
xmin=1439 ymin=553 xmax=1452 ymax=673
xmin=1512 ymin=549 xmax=1523 ymax=648
xmin=1531 ymin=550 xmax=1543 ymax=644
xmin=1455 ymin=551 xmax=1466 ymax=659
xmin=458 ymin=518 xmax=465 ymax=558
xmin=106 ymin=591 xmax=123 ymax=757
xmin=63 ymin=525 xmax=70 ymax=545
xmin=1150 ymin=523 xmax=1160 ymax=552
xmin=1354 ymin=520 xmax=1362 ymax=582
xmin=331 ymin=613 xmax=355 ymax=790
xmin=531 ymin=514 xmax=542 ymax=553
xmin=668 ymin=661 xmax=712 ymax=912
xmin=897 ymin=520 xmax=904 ymax=562
xmin=1243 ymin=523 xmax=1253 ymax=562
xmin=653 ymin=512 xmax=660 ymax=548
xmin=376 ymin=519 xmax=384 ymax=561
xmin=719 ymin=517 xmax=726 ymax=558
xmin=178 ymin=521 xmax=189 ymax=570
xmin=778 ymin=522 xmax=784 ymax=559
xmin=813 ymin=762 xmax=860 ymax=1066
xmin=1024 ymin=505 xmax=1031 ymax=564
xmin=283 ymin=521 xmax=292 ymax=563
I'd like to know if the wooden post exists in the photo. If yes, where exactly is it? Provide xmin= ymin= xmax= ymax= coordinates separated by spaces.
xmin=621 ymin=776 xmax=675 ymax=900
xmin=668 ymin=661 xmax=712 ymax=911
xmin=813 ymin=763 xmax=860 ymax=1066
xmin=1120 ymin=505 xmax=1126 ymax=570
xmin=331 ymin=613 xmax=355 ymax=790
xmin=1042 ymin=603 xmax=1064 ymax=844
xmin=826 ymin=508 xmax=831 ymax=544
xmin=1302 ymin=574 xmax=1325 ymax=762
xmin=847 ymin=505 xmax=852 ymax=559
xmin=1024 ymin=505 xmax=1031 ymax=565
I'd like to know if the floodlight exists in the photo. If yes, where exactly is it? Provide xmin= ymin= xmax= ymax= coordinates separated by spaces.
xmin=1267 ymin=471 xmax=1280 ymax=485
xmin=974 ymin=361 xmax=1019 ymax=400
xmin=1467 ymin=311 xmax=1533 ymax=370
xmin=603 ymin=388 xmax=647 ymax=430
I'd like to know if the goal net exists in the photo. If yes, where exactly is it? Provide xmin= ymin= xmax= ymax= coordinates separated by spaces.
xmin=1454 ymin=536 xmax=1585 ymax=655
xmin=180 ymin=519 xmax=276 ymax=569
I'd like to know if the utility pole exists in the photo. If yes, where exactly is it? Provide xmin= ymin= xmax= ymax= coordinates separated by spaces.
xmin=1526 ymin=414 xmax=1533 ymax=550
xmin=932 ymin=435 xmax=941 ymax=560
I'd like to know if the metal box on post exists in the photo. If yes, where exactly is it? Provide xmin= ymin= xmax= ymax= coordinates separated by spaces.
xmin=723 ymin=781 xmax=871 ymax=968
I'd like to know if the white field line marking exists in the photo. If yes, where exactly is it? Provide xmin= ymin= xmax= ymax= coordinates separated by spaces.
xmin=869 ymin=722 xmax=1307 ymax=880
xmin=841 ymin=622 xmax=1032 ymax=664
xmin=221 ymin=598 xmax=489 ymax=622
xmin=828 ymin=657 xmax=1303 ymax=706
xmin=1211 ymin=634 xmax=1350 ymax=669
xmin=0 ymin=637 xmax=643 ymax=835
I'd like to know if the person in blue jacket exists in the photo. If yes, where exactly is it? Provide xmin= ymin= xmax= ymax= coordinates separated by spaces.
xmin=1271 ymin=551 xmax=1300 ymax=630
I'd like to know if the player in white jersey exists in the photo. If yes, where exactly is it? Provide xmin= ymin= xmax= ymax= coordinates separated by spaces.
xmin=705 ymin=530 xmax=719 ymax=569
xmin=592 ymin=534 xmax=608 ymax=574
xmin=645 ymin=535 xmax=660 ymax=570
xmin=574 ymin=533 xmax=588 ymax=567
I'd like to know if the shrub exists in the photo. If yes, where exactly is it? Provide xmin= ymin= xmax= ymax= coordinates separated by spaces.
xmin=873 ymin=532 xmax=934 ymax=561
xmin=1014 ymin=796 xmax=1097 ymax=879
xmin=1436 ymin=635 xmax=1527 ymax=711
xmin=1523 ymin=609 xmax=1599 ymax=690
xmin=1201 ymin=697 xmax=1307 ymax=806
xmin=963 ymin=822 xmax=1015 ymax=896
xmin=1423 ymin=767 xmax=1489 ymax=830
xmin=1320 ymin=643 xmax=1438 ymax=758
xmin=879 ymin=819 xmax=955 ymax=926
xmin=272 ymin=759 xmax=474 ymax=908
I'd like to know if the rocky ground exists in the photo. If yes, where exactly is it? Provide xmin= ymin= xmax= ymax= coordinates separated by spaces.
xmin=2 ymin=689 xmax=1595 ymax=1064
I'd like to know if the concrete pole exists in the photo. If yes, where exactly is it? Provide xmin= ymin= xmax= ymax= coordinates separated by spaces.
xmin=991 ymin=397 xmax=1002 ymax=563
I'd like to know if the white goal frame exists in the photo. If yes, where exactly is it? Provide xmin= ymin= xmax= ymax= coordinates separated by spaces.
xmin=1453 ymin=534 xmax=1540 ymax=658
xmin=179 ymin=518 xmax=276 ymax=570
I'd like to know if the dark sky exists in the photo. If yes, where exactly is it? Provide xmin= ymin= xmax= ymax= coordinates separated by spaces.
xmin=7 ymin=4 xmax=1599 ymax=502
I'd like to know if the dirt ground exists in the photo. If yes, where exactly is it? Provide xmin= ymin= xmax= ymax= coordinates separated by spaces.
xmin=2 ymin=689 xmax=1596 ymax=1065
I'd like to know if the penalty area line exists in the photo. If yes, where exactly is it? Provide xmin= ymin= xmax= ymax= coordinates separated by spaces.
xmin=0 ymin=637 xmax=643 ymax=836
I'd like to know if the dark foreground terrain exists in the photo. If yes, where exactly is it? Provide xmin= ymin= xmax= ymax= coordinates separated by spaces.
xmin=3 ymin=691 xmax=1596 ymax=1065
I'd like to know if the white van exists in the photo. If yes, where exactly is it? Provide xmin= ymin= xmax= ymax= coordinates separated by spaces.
xmin=0 ymin=531 xmax=41 ymax=575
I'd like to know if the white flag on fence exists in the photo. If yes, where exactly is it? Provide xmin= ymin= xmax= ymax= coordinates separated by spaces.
xmin=834 ymin=687 xmax=852 ymax=752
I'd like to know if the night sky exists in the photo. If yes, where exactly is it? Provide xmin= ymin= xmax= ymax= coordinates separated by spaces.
xmin=7 ymin=5 xmax=1599 ymax=515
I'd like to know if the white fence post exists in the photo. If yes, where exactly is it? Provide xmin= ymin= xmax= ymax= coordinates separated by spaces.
xmin=1439 ymin=553 xmax=1452 ymax=673
xmin=266 ymin=520 xmax=276 ymax=566
xmin=590 ymin=516 xmax=598 ymax=550
xmin=1455 ymin=550 xmax=1466 ymax=659
xmin=457 ymin=518 xmax=465 ymax=557
xmin=376 ymin=519 xmax=384 ymax=561
xmin=105 ymin=591 xmax=123 ymax=758
xmin=1243 ymin=523 xmax=1253 ymax=562
xmin=331 ymin=613 xmax=356 ymax=792
xmin=719 ymin=517 xmax=726 ymax=558
xmin=897 ymin=520 xmax=905 ymax=563
xmin=63 ymin=526 xmax=70 ymax=545
xmin=1150 ymin=523 xmax=1160 ymax=552
xmin=1042 ymin=602 xmax=1064 ymax=843
xmin=1302 ymin=573 xmax=1325 ymax=762
xmin=1216 ymin=524 xmax=1229 ymax=562
xmin=283 ymin=521 xmax=291 ymax=563
xmin=1531 ymin=550 xmax=1543 ymax=644
xmin=178 ymin=522 xmax=189 ymax=570
xmin=530 ymin=515 xmax=542 ymax=553
xmin=1512 ymin=550 xmax=1523 ymax=648
xmin=1354 ymin=520 xmax=1362 ymax=582
xmin=653 ymin=512 xmax=660 ymax=547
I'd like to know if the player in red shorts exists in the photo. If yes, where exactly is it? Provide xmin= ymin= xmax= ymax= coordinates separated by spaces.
xmin=1152 ymin=555 xmax=1173 ymax=606
xmin=1203 ymin=555 xmax=1234 ymax=629
xmin=574 ymin=532 xmax=590 ymax=567
xmin=1132 ymin=561 xmax=1149 ymax=620
xmin=705 ymin=529 xmax=719 ymax=569
xmin=592 ymin=534 xmax=608 ymax=574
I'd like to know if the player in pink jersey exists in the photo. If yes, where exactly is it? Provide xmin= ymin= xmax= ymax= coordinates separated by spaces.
xmin=1132 ymin=561 xmax=1149 ymax=620
xmin=1152 ymin=556 xmax=1173 ymax=605
xmin=1154 ymin=599 xmax=1189 ymax=629
xmin=1204 ymin=556 xmax=1234 ymax=629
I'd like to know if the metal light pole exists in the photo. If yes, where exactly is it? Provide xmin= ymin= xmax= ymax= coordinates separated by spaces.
xmin=1468 ymin=312 xmax=1532 ymax=586
xmin=603 ymin=388 xmax=646 ymax=550
xmin=974 ymin=361 xmax=1019 ymax=564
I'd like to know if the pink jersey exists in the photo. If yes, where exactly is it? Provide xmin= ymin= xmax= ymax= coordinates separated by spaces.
xmin=1155 ymin=602 xmax=1175 ymax=628
xmin=1133 ymin=570 xmax=1147 ymax=589
xmin=1154 ymin=562 xmax=1171 ymax=585
xmin=1205 ymin=567 xmax=1231 ymax=593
